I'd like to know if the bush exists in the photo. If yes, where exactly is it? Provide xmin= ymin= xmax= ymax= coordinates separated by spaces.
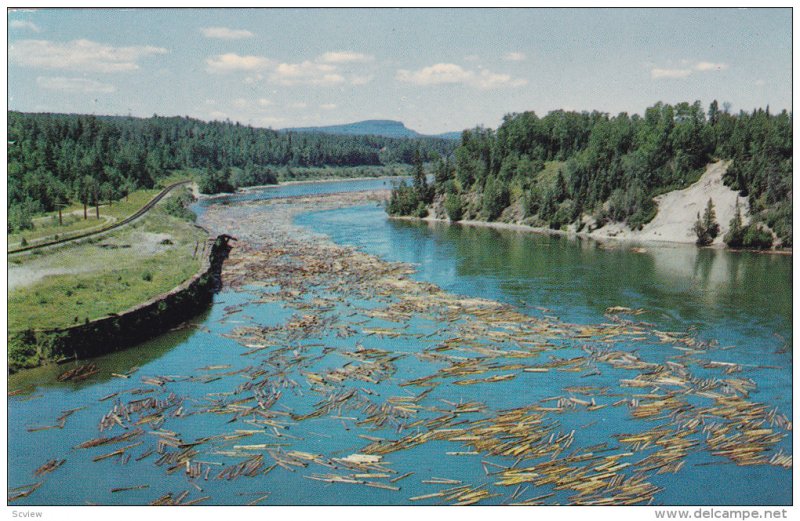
xmin=198 ymin=167 xmax=234 ymax=194
xmin=444 ymin=193 xmax=464 ymax=222
xmin=606 ymin=181 xmax=656 ymax=229
xmin=550 ymin=201 xmax=575 ymax=230
xmin=387 ymin=181 xmax=422 ymax=216
xmin=482 ymin=176 xmax=509 ymax=221
xmin=230 ymin=166 xmax=278 ymax=189
xmin=741 ymin=225 xmax=773 ymax=249
xmin=142 ymin=271 xmax=153 ymax=282
xmin=162 ymin=188 xmax=197 ymax=222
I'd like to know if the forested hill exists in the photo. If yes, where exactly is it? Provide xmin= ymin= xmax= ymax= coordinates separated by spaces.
xmin=7 ymin=111 xmax=456 ymax=222
xmin=284 ymin=119 xmax=461 ymax=140
xmin=284 ymin=119 xmax=422 ymax=138
xmin=387 ymin=101 xmax=792 ymax=248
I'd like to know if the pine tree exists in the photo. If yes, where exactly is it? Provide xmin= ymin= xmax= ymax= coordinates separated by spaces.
xmin=411 ymin=148 xmax=431 ymax=203
xmin=693 ymin=212 xmax=709 ymax=246
xmin=724 ymin=198 xmax=744 ymax=247
xmin=694 ymin=198 xmax=720 ymax=246
xmin=702 ymin=198 xmax=720 ymax=239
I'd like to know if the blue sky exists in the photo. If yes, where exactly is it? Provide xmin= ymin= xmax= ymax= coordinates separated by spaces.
xmin=7 ymin=8 xmax=792 ymax=134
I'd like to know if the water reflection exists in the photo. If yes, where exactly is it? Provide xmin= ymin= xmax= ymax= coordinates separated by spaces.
xmin=298 ymin=206 xmax=791 ymax=354
xmin=8 ymin=310 xmax=210 ymax=394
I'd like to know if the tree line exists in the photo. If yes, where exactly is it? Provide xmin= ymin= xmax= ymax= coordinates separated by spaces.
xmin=7 ymin=111 xmax=456 ymax=231
xmin=387 ymin=100 xmax=792 ymax=248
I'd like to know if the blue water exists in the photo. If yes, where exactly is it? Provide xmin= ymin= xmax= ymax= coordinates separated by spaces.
xmin=8 ymin=178 xmax=792 ymax=506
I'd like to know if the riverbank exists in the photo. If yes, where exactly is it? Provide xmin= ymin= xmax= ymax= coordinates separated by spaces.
xmin=401 ymin=160 xmax=788 ymax=253
xmin=392 ymin=214 xmax=792 ymax=255
xmin=8 ymin=235 xmax=232 ymax=373
xmin=7 ymin=183 xmax=791 ymax=506
xmin=194 ymin=175 xmax=404 ymax=200
xmin=8 ymin=190 xmax=219 ymax=372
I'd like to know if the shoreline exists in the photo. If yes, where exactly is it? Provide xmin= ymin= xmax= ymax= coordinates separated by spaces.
xmin=8 ymin=235 xmax=233 ymax=373
xmin=196 ymin=175 xmax=408 ymax=201
xmin=241 ymin=174 xmax=408 ymax=190
xmin=390 ymin=214 xmax=792 ymax=255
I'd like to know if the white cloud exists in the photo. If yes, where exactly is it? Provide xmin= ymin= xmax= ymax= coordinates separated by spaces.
xmin=270 ymin=61 xmax=345 ymax=86
xmin=693 ymin=61 xmax=729 ymax=72
xmin=755 ymin=79 xmax=766 ymax=87
xmin=288 ymin=102 xmax=308 ymax=109
xmin=350 ymin=74 xmax=373 ymax=85
xmin=206 ymin=50 xmax=372 ymax=86
xmin=650 ymin=68 xmax=693 ymax=79
xmin=206 ymin=53 xmax=272 ymax=73
xmin=317 ymin=51 xmax=372 ymax=64
xmin=200 ymin=26 xmax=254 ymax=39
xmin=36 ymin=76 xmax=116 ymax=93
xmin=257 ymin=98 xmax=273 ymax=107
xmin=474 ymin=69 xmax=527 ymax=89
xmin=651 ymin=60 xmax=729 ymax=80
xmin=396 ymin=63 xmax=526 ymax=90
xmin=320 ymin=103 xmax=337 ymax=110
xmin=10 ymin=39 xmax=167 ymax=72
xmin=10 ymin=20 xmax=40 ymax=32
xmin=396 ymin=63 xmax=474 ymax=86
xmin=503 ymin=52 xmax=526 ymax=62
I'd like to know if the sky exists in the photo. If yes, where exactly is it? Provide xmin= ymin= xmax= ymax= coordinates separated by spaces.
xmin=6 ymin=7 xmax=793 ymax=135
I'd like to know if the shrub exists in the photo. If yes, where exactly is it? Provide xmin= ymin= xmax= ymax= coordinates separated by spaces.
xmin=387 ymin=181 xmax=421 ymax=216
xmin=444 ymin=193 xmax=464 ymax=222
xmin=741 ymin=225 xmax=773 ymax=249
xmin=142 ymin=271 xmax=153 ymax=282
xmin=162 ymin=188 xmax=197 ymax=222
xmin=724 ymin=200 xmax=745 ymax=247
xmin=550 ymin=201 xmax=575 ymax=230
xmin=482 ymin=176 xmax=509 ymax=221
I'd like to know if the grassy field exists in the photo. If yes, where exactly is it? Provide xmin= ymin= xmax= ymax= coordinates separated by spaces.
xmin=8 ymin=189 xmax=162 ymax=248
xmin=8 ymin=172 xmax=197 ymax=248
xmin=8 ymin=196 xmax=207 ymax=332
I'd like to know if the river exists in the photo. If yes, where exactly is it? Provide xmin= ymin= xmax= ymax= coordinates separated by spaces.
xmin=8 ymin=178 xmax=792 ymax=506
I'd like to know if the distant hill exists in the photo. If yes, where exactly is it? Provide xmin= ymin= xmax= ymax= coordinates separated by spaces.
xmin=432 ymin=131 xmax=463 ymax=140
xmin=283 ymin=119 xmax=461 ymax=140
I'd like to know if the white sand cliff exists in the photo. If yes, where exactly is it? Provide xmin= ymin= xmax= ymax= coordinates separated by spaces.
xmin=589 ymin=160 xmax=748 ymax=245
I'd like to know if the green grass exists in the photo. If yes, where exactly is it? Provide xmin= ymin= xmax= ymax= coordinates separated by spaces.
xmin=8 ymin=169 xmax=199 ymax=248
xmin=8 ymin=204 xmax=207 ymax=332
xmin=156 ymin=169 xmax=200 ymax=188
xmin=8 ymin=188 xmax=163 ymax=248
xmin=535 ymin=161 xmax=565 ymax=187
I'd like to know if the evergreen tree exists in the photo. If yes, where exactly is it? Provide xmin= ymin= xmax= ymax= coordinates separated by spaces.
xmin=724 ymin=198 xmax=744 ymax=247
xmin=411 ymin=148 xmax=432 ymax=204
xmin=694 ymin=198 xmax=720 ymax=246
xmin=702 ymin=198 xmax=720 ymax=238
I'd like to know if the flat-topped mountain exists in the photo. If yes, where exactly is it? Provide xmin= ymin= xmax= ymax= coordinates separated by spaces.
xmin=283 ymin=119 xmax=460 ymax=140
